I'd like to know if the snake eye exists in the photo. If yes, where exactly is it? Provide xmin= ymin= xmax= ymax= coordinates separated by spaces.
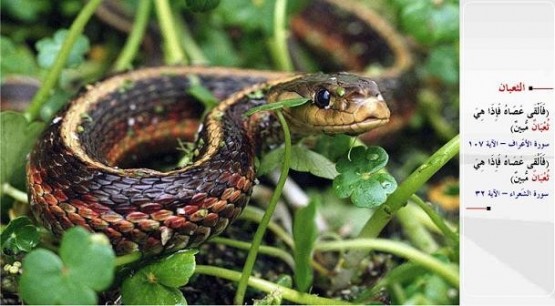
xmin=315 ymin=89 xmax=331 ymax=108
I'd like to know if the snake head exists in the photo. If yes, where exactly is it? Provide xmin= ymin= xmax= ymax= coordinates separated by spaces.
xmin=267 ymin=72 xmax=390 ymax=135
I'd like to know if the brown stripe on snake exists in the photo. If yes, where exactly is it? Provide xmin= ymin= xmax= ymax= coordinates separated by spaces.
xmin=27 ymin=66 xmax=390 ymax=256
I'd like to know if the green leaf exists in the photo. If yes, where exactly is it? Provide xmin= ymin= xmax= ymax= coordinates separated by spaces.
xmin=59 ymin=227 xmax=115 ymax=291
xmin=290 ymin=145 xmax=338 ymax=179
xmin=213 ymin=0 xmax=274 ymax=34
xmin=258 ymin=146 xmax=285 ymax=175
xmin=145 ymin=250 xmax=198 ymax=287
xmin=0 ymin=216 xmax=40 ymax=254
xmin=350 ymin=173 xmax=397 ymax=207
xmin=186 ymin=0 xmax=221 ymax=12
xmin=186 ymin=75 xmax=219 ymax=109
xmin=336 ymin=146 xmax=387 ymax=174
xmin=198 ymin=29 xmax=241 ymax=66
xmin=293 ymin=197 xmax=318 ymax=292
xmin=276 ymin=274 xmax=293 ymax=288
xmin=333 ymin=146 xmax=398 ymax=208
xmin=187 ymin=84 xmax=218 ymax=109
xmin=0 ymin=36 xmax=39 ymax=80
xmin=122 ymin=276 xmax=187 ymax=305
xmin=59 ymin=0 xmax=83 ymax=17
xmin=0 ymin=111 xmax=45 ymax=186
xmin=425 ymin=45 xmax=459 ymax=85
xmin=0 ymin=0 xmax=51 ymax=22
xmin=19 ymin=228 xmax=115 ymax=305
xmin=121 ymin=250 xmax=197 ymax=305
xmin=400 ymin=1 xmax=459 ymax=45
xmin=35 ymin=29 xmax=90 ymax=69
xmin=20 ymin=249 xmax=97 ymax=305
xmin=424 ymin=275 xmax=450 ymax=304
xmin=314 ymin=134 xmax=354 ymax=162
xmin=258 ymin=145 xmax=338 ymax=179
xmin=244 ymin=98 xmax=310 ymax=116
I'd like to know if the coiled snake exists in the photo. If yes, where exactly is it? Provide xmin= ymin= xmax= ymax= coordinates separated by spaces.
xmin=26 ymin=0 xmax=413 ymax=256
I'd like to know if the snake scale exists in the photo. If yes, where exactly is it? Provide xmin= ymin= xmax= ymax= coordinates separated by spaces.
xmin=26 ymin=0 xmax=412 ymax=256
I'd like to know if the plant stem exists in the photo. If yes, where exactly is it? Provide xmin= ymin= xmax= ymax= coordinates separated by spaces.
xmin=240 ymin=206 xmax=295 ymax=248
xmin=353 ymin=262 xmax=424 ymax=303
xmin=113 ymin=0 xmax=152 ymax=71
xmin=173 ymin=12 xmax=209 ymax=65
xmin=390 ymin=283 xmax=407 ymax=304
xmin=234 ymin=111 xmax=291 ymax=305
xmin=196 ymin=265 xmax=351 ymax=305
xmin=334 ymin=135 xmax=460 ymax=289
xmin=115 ymin=251 xmax=142 ymax=266
xmin=269 ymin=0 xmax=293 ymax=71
xmin=210 ymin=237 xmax=295 ymax=268
xmin=396 ymin=204 xmax=439 ymax=253
xmin=411 ymin=194 xmax=459 ymax=246
xmin=419 ymin=90 xmax=457 ymax=141
xmin=25 ymin=0 xmax=102 ymax=121
xmin=154 ymin=0 xmax=187 ymax=65
xmin=315 ymin=239 xmax=459 ymax=288
xmin=1 ymin=183 xmax=28 ymax=203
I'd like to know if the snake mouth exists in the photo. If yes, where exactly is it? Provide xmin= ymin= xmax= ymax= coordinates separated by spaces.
xmin=321 ymin=117 xmax=390 ymax=135
xmin=311 ymin=96 xmax=391 ymax=135
xmin=283 ymin=112 xmax=390 ymax=135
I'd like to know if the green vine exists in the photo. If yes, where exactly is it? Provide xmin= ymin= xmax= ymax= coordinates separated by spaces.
xmin=315 ymin=239 xmax=459 ymax=287
xmin=240 ymin=206 xmax=295 ymax=248
xmin=196 ymin=265 xmax=351 ymax=305
xmin=269 ymin=0 xmax=293 ymax=71
xmin=396 ymin=204 xmax=439 ymax=253
xmin=113 ymin=0 xmax=152 ymax=71
xmin=173 ymin=11 xmax=210 ymax=65
xmin=2 ymin=183 xmax=28 ymax=203
xmin=115 ymin=251 xmax=142 ymax=267
xmin=210 ymin=237 xmax=295 ymax=268
xmin=234 ymin=110 xmax=292 ymax=304
xmin=154 ymin=0 xmax=188 ymax=64
xmin=24 ymin=0 xmax=102 ymax=121
xmin=411 ymin=194 xmax=459 ymax=246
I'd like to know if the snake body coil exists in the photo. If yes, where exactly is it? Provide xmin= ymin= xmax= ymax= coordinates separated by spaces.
xmin=27 ymin=67 xmax=390 ymax=255
xmin=26 ymin=0 xmax=413 ymax=256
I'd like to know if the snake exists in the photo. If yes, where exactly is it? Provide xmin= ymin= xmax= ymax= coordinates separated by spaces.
xmin=25 ymin=0 xmax=413 ymax=256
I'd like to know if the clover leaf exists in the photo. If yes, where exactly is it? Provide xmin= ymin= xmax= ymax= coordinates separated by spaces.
xmin=333 ymin=146 xmax=397 ymax=208
xmin=121 ymin=250 xmax=197 ymax=305
xmin=19 ymin=227 xmax=115 ymax=305
xmin=0 ymin=216 xmax=40 ymax=254
xmin=35 ymin=29 xmax=90 ymax=69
